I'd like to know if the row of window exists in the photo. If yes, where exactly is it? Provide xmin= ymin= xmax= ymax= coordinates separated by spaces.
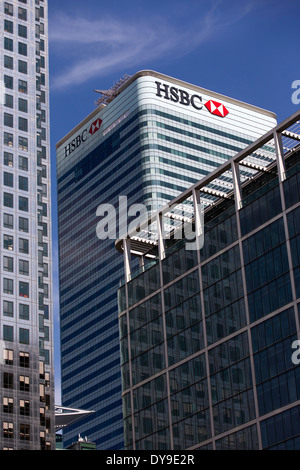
xmin=3 ymin=278 xmax=30 ymax=298
xmin=3 ymin=298 xmax=49 ymax=322
xmin=4 ymin=18 xmax=46 ymax=38
xmin=3 ymin=349 xmax=29 ymax=367
xmin=2 ymin=371 xmax=49 ymax=394
xmin=3 ymin=401 xmax=49 ymax=421
xmin=4 ymin=131 xmax=28 ymax=150
xmin=4 ymin=74 xmax=27 ymax=93
xmin=4 ymin=213 xmax=28 ymax=231
xmin=3 ymin=235 xmax=48 ymax=259
xmin=3 ymin=422 xmax=30 ymax=441
xmin=4 ymin=399 xmax=30 ymax=416
xmin=4 ymin=1 xmax=45 ymax=18
xmin=3 ymin=257 xmax=30 ymax=275
xmin=3 ymin=172 xmax=28 ymax=190
xmin=3 ymin=192 xmax=29 ymax=211
xmin=4 ymin=130 xmax=46 ymax=149
xmin=3 ymin=325 xmax=29 ymax=343
xmin=4 ymin=234 xmax=29 ymax=252
xmin=4 ymin=37 xmax=28 ymax=56
xmin=4 ymin=114 xmax=28 ymax=132
xmin=4 ymin=150 xmax=48 ymax=172
xmin=4 ymin=3 xmax=28 ymax=21
xmin=3 ymin=301 xmax=29 ymax=319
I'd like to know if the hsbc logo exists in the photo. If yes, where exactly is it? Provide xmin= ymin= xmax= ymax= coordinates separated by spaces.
xmin=65 ymin=118 xmax=103 ymax=157
xmin=89 ymin=118 xmax=102 ymax=135
xmin=155 ymin=81 xmax=229 ymax=118
xmin=205 ymin=100 xmax=229 ymax=117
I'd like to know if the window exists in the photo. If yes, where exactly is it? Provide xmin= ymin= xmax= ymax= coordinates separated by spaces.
xmin=19 ymin=352 xmax=29 ymax=368
xmin=4 ymin=3 xmax=13 ymax=16
xmin=19 ymin=328 xmax=29 ymax=344
xmin=4 ymin=349 xmax=13 ymax=366
xmin=4 ymin=278 xmax=13 ymax=295
xmin=19 ymin=281 xmax=29 ymax=298
xmin=19 ymin=304 xmax=29 ymax=320
xmin=18 ymin=98 xmax=27 ymax=113
xmin=18 ymin=136 xmax=28 ymax=151
xmin=4 ymin=37 xmax=13 ymax=52
xmin=4 ymin=113 xmax=13 ymax=128
xmin=19 ymin=196 xmax=28 ymax=212
xmin=19 ymin=217 xmax=28 ymax=233
xmin=3 ymin=256 xmax=13 ymax=273
xmin=3 ymin=192 xmax=13 ymax=208
xmin=3 ymin=235 xmax=13 ymax=251
xmin=4 ymin=94 xmax=13 ymax=109
xmin=4 ymin=55 xmax=13 ymax=69
xmin=4 ymin=172 xmax=13 ymax=187
xmin=19 ymin=375 xmax=29 ymax=392
xmin=4 ymin=152 xmax=13 ymax=167
xmin=20 ymin=423 xmax=30 ymax=441
xmin=18 ymin=79 xmax=27 ymax=94
xmin=3 ymin=397 xmax=14 ymax=414
xmin=43 ymin=263 xmax=48 ymax=277
xmin=3 ymin=422 xmax=14 ymax=440
xmin=4 ymin=75 xmax=13 ymax=89
xmin=18 ymin=24 xmax=27 ymax=38
xmin=20 ymin=400 xmax=30 ymax=416
xmin=42 ymin=203 xmax=47 ymax=217
xmin=19 ymin=259 xmax=29 ymax=276
xmin=18 ymin=60 xmax=27 ymax=74
xmin=4 ymin=20 xmax=13 ymax=34
xmin=18 ymin=7 xmax=27 ymax=21
xmin=4 ymin=213 xmax=13 ymax=229
xmin=19 ymin=117 xmax=28 ymax=132
xmin=3 ymin=325 xmax=13 ymax=343
xmin=19 ymin=155 xmax=28 ymax=171
xmin=4 ymin=132 xmax=13 ymax=147
xmin=19 ymin=238 xmax=29 ymax=254
xmin=3 ymin=300 xmax=13 ymax=317
xmin=18 ymin=42 xmax=27 ymax=56
xmin=19 ymin=176 xmax=28 ymax=191
xmin=3 ymin=372 xmax=13 ymax=389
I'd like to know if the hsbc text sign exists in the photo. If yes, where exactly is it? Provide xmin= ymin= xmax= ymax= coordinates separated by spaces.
xmin=64 ymin=118 xmax=102 ymax=157
xmin=155 ymin=81 xmax=229 ymax=118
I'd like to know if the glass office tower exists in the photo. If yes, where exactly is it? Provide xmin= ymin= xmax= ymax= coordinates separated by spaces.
xmin=0 ymin=0 xmax=54 ymax=450
xmin=117 ymin=111 xmax=300 ymax=450
xmin=56 ymin=70 xmax=276 ymax=449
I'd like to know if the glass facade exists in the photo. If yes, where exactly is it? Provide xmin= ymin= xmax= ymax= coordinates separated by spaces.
xmin=0 ymin=0 xmax=54 ymax=450
xmin=118 ymin=145 xmax=300 ymax=450
xmin=57 ymin=72 xmax=277 ymax=449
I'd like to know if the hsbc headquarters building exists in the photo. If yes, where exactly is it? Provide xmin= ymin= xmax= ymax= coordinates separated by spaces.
xmin=56 ymin=71 xmax=277 ymax=449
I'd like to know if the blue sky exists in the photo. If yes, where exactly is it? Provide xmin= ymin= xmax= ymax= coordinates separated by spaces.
xmin=48 ymin=0 xmax=300 ymax=402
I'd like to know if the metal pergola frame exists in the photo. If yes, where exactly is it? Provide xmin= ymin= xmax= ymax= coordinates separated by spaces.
xmin=115 ymin=110 xmax=300 ymax=282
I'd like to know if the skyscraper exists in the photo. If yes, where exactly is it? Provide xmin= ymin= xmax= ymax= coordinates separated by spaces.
xmin=0 ymin=0 xmax=54 ymax=450
xmin=117 ymin=110 xmax=300 ymax=450
xmin=56 ymin=70 xmax=276 ymax=449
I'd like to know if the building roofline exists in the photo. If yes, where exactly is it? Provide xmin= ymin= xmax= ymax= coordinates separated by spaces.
xmin=117 ymin=70 xmax=277 ymax=120
xmin=56 ymin=70 xmax=277 ymax=150
xmin=56 ymin=104 xmax=105 ymax=149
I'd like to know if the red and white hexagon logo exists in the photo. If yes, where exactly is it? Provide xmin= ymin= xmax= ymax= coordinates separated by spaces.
xmin=205 ymin=100 xmax=229 ymax=117
xmin=89 ymin=118 xmax=102 ymax=135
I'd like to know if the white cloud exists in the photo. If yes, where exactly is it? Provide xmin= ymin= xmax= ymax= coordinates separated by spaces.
xmin=49 ymin=0 xmax=261 ymax=90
